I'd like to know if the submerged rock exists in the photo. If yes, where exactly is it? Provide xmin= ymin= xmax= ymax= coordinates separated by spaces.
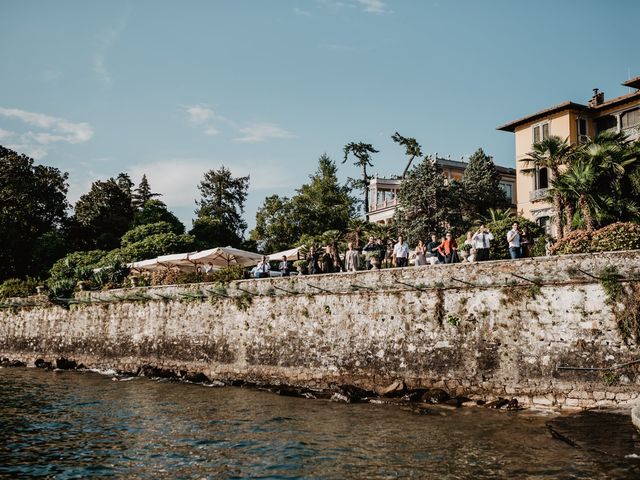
xmin=55 ymin=358 xmax=78 ymax=370
xmin=379 ymin=380 xmax=407 ymax=397
xmin=0 ymin=358 xmax=26 ymax=368
xmin=421 ymin=388 xmax=451 ymax=404
xmin=137 ymin=365 xmax=177 ymax=379
xmin=485 ymin=398 xmax=510 ymax=409
xmin=34 ymin=358 xmax=53 ymax=369
xmin=180 ymin=371 xmax=211 ymax=384
xmin=402 ymin=388 xmax=428 ymax=402
xmin=331 ymin=384 xmax=375 ymax=403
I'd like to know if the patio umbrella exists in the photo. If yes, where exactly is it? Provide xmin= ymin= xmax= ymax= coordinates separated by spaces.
xmin=189 ymin=246 xmax=262 ymax=268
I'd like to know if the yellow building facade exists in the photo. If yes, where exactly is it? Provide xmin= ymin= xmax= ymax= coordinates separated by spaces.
xmin=498 ymin=76 xmax=640 ymax=235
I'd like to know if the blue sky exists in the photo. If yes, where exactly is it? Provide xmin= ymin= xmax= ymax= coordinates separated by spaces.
xmin=2 ymin=0 xmax=639 ymax=230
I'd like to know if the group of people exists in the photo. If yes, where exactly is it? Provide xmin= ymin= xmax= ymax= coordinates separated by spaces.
xmin=250 ymin=221 xmax=533 ymax=278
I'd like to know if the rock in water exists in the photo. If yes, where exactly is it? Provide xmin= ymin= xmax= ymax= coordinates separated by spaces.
xmin=379 ymin=380 xmax=407 ymax=397
xmin=421 ymin=388 xmax=451 ymax=404
xmin=55 ymin=358 xmax=78 ymax=370
xmin=336 ymin=384 xmax=375 ymax=403
xmin=331 ymin=392 xmax=351 ymax=403
xmin=34 ymin=358 xmax=53 ymax=369
xmin=485 ymin=398 xmax=510 ymax=409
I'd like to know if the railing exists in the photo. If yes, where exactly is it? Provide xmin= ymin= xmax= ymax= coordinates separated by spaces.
xmin=369 ymin=198 xmax=398 ymax=212
xmin=529 ymin=188 xmax=550 ymax=202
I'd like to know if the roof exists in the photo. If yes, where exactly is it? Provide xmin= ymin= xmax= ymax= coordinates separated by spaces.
xmin=623 ymin=75 xmax=640 ymax=90
xmin=498 ymin=77 xmax=640 ymax=133
xmin=496 ymin=101 xmax=588 ymax=132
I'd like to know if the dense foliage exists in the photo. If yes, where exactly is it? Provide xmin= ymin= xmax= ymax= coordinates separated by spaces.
xmin=193 ymin=166 xmax=249 ymax=248
xmin=461 ymin=148 xmax=509 ymax=220
xmin=550 ymin=222 xmax=640 ymax=255
xmin=132 ymin=199 xmax=184 ymax=233
xmin=0 ymin=146 xmax=69 ymax=281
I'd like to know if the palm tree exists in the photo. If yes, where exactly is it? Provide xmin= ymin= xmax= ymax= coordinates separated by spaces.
xmin=549 ymin=160 xmax=599 ymax=231
xmin=346 ymin=218 xmax=368 ymax=250
xmin=483 ymin=207 xmax=514 ymax=224
xmin=521 ymin=136 xmax=574 ymax=238
xmin=391 ymin=132 xmax=423 ymax=178
xmin=343 ymin=142 xmax=379 ymax=216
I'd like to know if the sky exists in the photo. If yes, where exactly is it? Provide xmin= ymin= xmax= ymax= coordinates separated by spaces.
xmin=2 ymin=0 xmax=639 ymax=231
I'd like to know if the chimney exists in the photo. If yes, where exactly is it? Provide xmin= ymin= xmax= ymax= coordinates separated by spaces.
xmin=588 ymin=88 xmax=605 ymax=107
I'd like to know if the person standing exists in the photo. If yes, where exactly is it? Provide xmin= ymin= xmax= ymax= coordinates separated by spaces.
xmin=307 ymin=247 xmax=320 ymax=275
xmin=426 ymin=233 xmax=440 ymax=264
xmin=437 ymin=232 xmax=458 ymax=264
xmin=255 ymin=255 xmax=271 ymax=278
xmin=520 ymin=226 xmax=530 ymax=258
xmin=375 ymin=238 xmax=387 ymax=267
xmin=345 ymin=242 xmax=359 ymax=272
xmin=507 ymin=222 xmax=521 ymax=259
xmin=414 ymin=239 xmax=427 ymax=266
xmin=321 ymin=245 xmax=335 ymax=274
xmin=279 ymin=255 xmax=291 ymax=276
xmin=393 ymin=235 xmax=410 ymax=268
xmin=363 ymin=236 xmax=377 ymax=270
xmin=472 ymin=225 xmax=494 ymax=262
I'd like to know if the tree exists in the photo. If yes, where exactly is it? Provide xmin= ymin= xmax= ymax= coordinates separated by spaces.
xmin=116 ymin=172 xmax=134 ymax=199
xmin=521 ymin=136 xmax=574 ymax=238
xmin=391 ymin=132 xmax=423 ymax=179
xmin=194 ymin=166 xmax=249 ymax=246
xmin=73 ymin=178 xmax=135 ymax=250
xmin=461 ymin=148 xmax=508 ymax=222
xmin=250 ymin=195 xmax=297 ymax=253
xmin=549 ymin=160 xmax=599 ymax=231
xmin=394 ymin=156 xmax=462 ymax=244
xmin=343 ymin=142 xmax=378 ymax=215
xmin=132 ymin=174 xmax=160 ymax=210
xmin=292 ymin=154 xmax=356 ymax=237
xmin=0 ymin=146 xmax=69 ymax=281
xmin=190 ymin=217 xmax=242 ymax=249
xmin=132 ymin=199 xmax=184 ymax=234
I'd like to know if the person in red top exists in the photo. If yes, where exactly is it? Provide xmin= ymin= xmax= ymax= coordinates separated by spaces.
xmin=437 ymin=232 xmax=458 ymax=264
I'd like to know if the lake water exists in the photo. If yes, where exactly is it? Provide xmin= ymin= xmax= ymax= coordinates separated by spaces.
xmin=1 ymin=368 xmax=639 ymax=479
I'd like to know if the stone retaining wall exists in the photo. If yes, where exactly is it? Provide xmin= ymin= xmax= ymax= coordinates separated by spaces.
xmin=1 ymin=251 xmax=640 ymax=409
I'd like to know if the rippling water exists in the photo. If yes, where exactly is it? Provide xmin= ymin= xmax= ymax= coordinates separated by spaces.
xmin=1 ymin=368 xmax=638 ymax=479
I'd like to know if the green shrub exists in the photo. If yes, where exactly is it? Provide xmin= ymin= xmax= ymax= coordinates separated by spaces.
xmin=530 ymin=234 xmax=552 ymax=257
xmin=48 ymin=278 xmax=76 ymax=301
xmin=0 ymin=278 xmax=39 ymax=298
xmin=209 ymin=265 xmax=245 ymax=283
xmin=48 ymin=250 xmax=107 ymax=286
xmin=119 ymin=233 xmax=197 ymax=263
xmin=484 ymin=217 xmax=542 ymax=260
xmin=121 ymin=221 xmax=177 ymax=247
xmin=551 ymin=222 xmax=640 ymax=255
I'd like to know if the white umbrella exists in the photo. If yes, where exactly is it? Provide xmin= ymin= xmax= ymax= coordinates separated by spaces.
xmin=268 ymin=246 xmax=305 ymax=261
xmin=129 ymin=258 xmax=164 ymax=272
xmin=190 ymin=246 xmax=262 ymax=267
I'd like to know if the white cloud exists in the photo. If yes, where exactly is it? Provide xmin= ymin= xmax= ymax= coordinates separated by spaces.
xmin=182 ymin=104 xmax=294 ymax=143
xmin=4 ymin=144 xmax=48 ymax=160
xmin=356 ymin=0 xmax=392 ymax=13
xmin=294 ymin=7 xmax=312 ymax=16
xmin=234 ymin=123 xmax=295 ymax=143
xmin=0 ymin=107 xmax=93 ymax=159
xmin=93 ymin=8 xmax=131 ymax=85
xmin=0 ymin=107 xmax=94 ymax=144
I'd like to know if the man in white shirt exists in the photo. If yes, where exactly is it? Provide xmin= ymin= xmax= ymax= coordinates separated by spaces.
xmin=506 ymin=222 xmax=521 ymax=259
xmin=393 ymin=235 xmax=410 ymax=268
xmin=472 ymin=225 xmax=494 ymax=262
xmin=255 ymin=255 xmax=271 ymax=278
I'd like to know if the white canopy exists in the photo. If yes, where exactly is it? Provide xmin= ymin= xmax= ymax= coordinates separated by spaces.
xmin=268 ymin=246 xmax=305 ymax=261
xmin=157 ymin=252 xmax=197 ymax=269
xmin=189 ymin=246 xmax=262 ymax=267
xmin=129 ymin=258 xmax=164 ymax=272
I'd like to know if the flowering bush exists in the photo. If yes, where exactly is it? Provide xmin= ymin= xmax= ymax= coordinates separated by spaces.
xmin=551 ymin=222 xmax=640 ymax=255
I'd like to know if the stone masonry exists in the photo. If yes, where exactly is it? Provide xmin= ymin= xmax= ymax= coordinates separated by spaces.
xmin=1 ymin=250 xmax=640 ymax=409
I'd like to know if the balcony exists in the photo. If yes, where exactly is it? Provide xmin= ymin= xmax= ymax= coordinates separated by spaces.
xmin=369 ymin=198 xmax=398 ymax=213
xmin=529 ymin=188 xmax=550 ymax=202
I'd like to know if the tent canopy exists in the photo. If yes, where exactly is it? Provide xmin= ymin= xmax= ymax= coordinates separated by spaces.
xmin=189 ymin=246 xmax=262 ymax=267
xmin=268 ymin=246 xmax=305 ymax=261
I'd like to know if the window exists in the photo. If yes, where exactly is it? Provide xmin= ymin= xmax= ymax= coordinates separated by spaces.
xmin=621 ymin=108 xmax=640 ymax=129
xmin=596 ymin=115 xmax=617 ymax=133
xmin=533 ymin=122 xmax=549 ymax=144
xmin=577 ymin=118 xmax=589 ymax=143
xmin=499 ymin=182 xmax=513 ymax=203
xmin=537 ymin=216 xmax=551 ymax=235
xmin=537 ymin=167 xmax=548 ymax=190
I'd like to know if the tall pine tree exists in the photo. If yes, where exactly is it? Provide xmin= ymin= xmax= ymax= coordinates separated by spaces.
xmin=461 ymin=148 xmax=508 ymax=222
xmin=132 ymin=174 xmax=161 ymax=210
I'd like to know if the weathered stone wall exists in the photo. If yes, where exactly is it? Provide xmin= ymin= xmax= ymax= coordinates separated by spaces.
xmin=2 ymin=251 xmax=640 ymax=409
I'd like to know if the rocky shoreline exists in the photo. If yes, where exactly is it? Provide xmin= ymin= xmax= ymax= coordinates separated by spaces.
xmin=1 ymin=356 xmax=525 ymax=413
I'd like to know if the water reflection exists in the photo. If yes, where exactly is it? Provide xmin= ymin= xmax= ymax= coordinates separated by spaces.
xmin=0 ymin=368 xmax=638 ymax=479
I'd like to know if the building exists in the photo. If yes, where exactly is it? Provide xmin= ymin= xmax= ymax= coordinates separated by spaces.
xmin=367 ymin=157 xmax=517 ymax=224
xmin=497 ymin=76 xmax=640 ymax=234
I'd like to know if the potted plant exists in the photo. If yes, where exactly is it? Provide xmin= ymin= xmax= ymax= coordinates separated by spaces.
xmin=369 ymin=251 xmax=381 ymax=270
xmin=293 ymin=260 xmax=307 ymax=274
xmin=459 ymin=243 xmax=472 ymax=261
